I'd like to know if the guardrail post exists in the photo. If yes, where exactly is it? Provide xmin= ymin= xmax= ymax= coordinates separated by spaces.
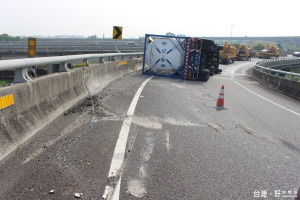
xmin=59 ymin=62 xmax=70 ymax=72
xmin=13 ymin=67 xmax=32 ymax=83
xmin=48 ymin=64 xmax=61 ymax=74
xmin=114 ymin=55 xmax=123 ymax=61
xmin=99 ymin=57 xmax=104 ymax=63
xmin=47 ymin=64 xmax=54 ymax=74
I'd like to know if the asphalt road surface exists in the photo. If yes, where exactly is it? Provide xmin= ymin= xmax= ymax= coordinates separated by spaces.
xmin=1 ymin=58 xmax=300 ymax=200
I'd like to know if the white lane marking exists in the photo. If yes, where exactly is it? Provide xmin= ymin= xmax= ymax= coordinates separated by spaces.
xmin=102 ymin=76 xmax=153 ymax=199
xmin=165 ymin=130 xmax=170 ymax=153
xmin=231 ymin=68 xmax=300 ymax=117
xmin=111 ymin=177 xmax=121 ymax=200
xmin=233 ymin=73 xmax=250 ymax=76
xmin=172 ymin=83 xmax=185 ymax=89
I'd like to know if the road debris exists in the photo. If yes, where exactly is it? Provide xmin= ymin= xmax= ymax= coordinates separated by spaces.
xmin=74 ymin=193 xmax=83 ymax=198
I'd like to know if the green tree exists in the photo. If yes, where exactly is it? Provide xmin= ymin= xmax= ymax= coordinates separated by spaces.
xmin=0 ymin=33 xmax=20 ymax=41
xmin=277 ymin=43 xmax=283 ymax=51
xmin=253 ymin=43 xmax=265 ymax=50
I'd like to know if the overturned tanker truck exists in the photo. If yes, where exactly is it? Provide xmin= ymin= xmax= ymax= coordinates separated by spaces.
xmin=142 ymin=34 xmax=222 ymax=82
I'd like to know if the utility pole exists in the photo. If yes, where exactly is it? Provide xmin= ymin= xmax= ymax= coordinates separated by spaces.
xmin=231 ymin=25 xmax=233 ymax=38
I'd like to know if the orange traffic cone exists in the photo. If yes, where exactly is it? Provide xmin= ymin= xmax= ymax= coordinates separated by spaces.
xmin=215 ymin=85 xmax=226 ymax=110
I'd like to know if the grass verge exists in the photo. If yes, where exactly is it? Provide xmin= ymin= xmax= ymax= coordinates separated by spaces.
xmin=0 ymin=79 xmax=12 ymax=87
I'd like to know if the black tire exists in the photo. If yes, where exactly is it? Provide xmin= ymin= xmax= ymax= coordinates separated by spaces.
xmin=232 ymin=59 xmax=235 ymax=63
xmin=215 ymin=68 xmax=222 ymax=73
xmin=209 ymin=68 xmax=215 ymax=76
xmin=198 ymin=75 xmax=209 ymax=82
xmin=199 ymin=69 xmax=210 ymax=77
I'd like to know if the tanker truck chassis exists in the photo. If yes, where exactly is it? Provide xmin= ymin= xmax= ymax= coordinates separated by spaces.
xmin=142 ymin=34 xmax=222 ymax=82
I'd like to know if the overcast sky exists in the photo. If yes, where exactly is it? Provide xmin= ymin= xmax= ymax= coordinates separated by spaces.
xmin=0 ymin=0 xmax=299 ymax=38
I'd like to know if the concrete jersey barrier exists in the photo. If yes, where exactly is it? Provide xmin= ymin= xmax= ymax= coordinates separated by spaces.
xmin=252 ymin=67 xmax=300 ymax=100
xmin=0 ymin=58 xmax=142 ymax=163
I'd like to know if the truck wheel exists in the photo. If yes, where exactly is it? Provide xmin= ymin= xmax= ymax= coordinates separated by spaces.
xmin=209 ymin=68 xmax=215 ymax=76
xmin=199 ymin=69 xmax=210 ymax=76
xmin=198 ymin=75 xmax=209 ymax=82
xmin=232 ymin=59 xmax=235 ymax=63
xmin=215 ymin=68 xmax=222 ymax=74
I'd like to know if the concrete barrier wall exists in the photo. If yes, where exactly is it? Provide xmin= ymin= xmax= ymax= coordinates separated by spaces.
xmin=84 ymin=59 xmax=141 ymax=94
xmin=252 ymin=68 xmax=300 ymax=100
xmin=0 ymin=58 xmax=142 ymax=162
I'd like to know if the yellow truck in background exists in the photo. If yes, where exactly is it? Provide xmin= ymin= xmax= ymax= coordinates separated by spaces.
xmin=219 ymin=42 xmax=236 ymax=64
xmin=258 ymin=45 xmax=279 ymax=59
xmin=236 ymin=44 xmax=251 ymax=61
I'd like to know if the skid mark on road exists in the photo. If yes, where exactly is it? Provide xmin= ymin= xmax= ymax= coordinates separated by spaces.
xmin=165 ymin=130 xmax=171 ymax=153
xmin=279 ymin=139 xmax=300 ymax=154
xmin=204 ymin=120 xmax=224 ymax=133
xmin=238 ymin=124 xmax=300 ymax=154
xmin=127 ymin=178 xmax=147 ymax=198
xmin=237 ymin=124 xmax=279 ymax=144
xmin=164 ymin=117 xmax=206 ymax=127
xmin=141 ymin=132 xmax=155 ymax=162
xmin=132 ymin=116 xmax=162 ymax=130
xmin=133 ymin=116 xmax=206 ymax=129
xmin=127 ymin=132 xmax=154 ymax=198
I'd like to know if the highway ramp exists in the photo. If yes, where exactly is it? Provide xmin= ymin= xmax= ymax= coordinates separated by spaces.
xmin=0 ymin=58 xmax=299 ymax=199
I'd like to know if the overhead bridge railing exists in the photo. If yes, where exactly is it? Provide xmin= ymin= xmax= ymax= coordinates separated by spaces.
xmin=0 ymin=53 xmax=143 ymax=83
xmin=255 ymin=57 xmax=300 ymax=81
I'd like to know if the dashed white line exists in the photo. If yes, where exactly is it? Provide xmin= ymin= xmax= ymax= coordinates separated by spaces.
xmin=102 ymin=76 xmax=153 ymax=199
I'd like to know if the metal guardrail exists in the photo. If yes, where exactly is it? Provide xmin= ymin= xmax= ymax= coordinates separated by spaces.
xmin=255 ymin=58 xmax=300 ymax=81
xmin=0 ymin=53 xmax=143 ymax=83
